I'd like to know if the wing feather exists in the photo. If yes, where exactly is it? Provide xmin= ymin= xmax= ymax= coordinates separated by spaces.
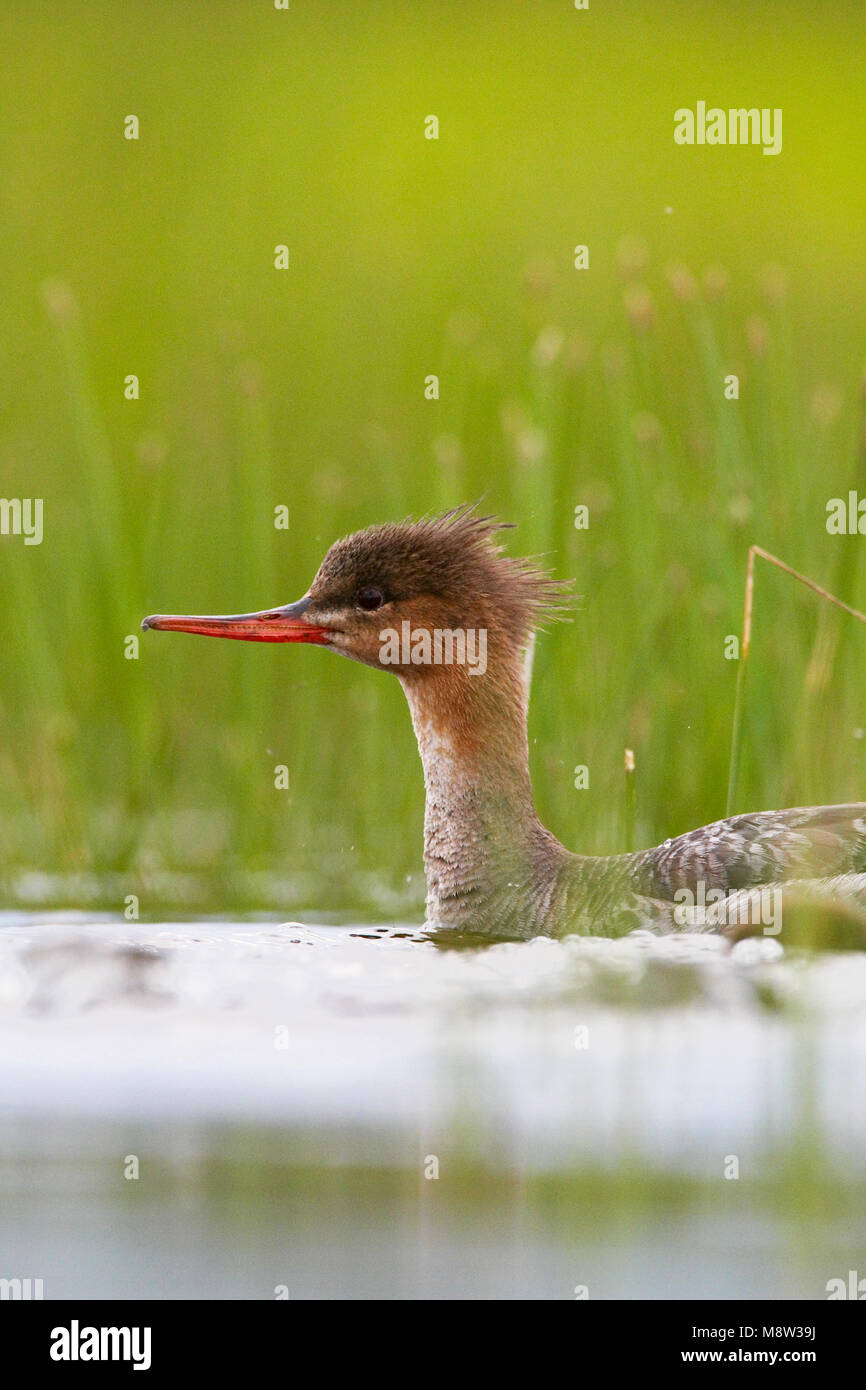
xmin=630 ymin=804 xmax=866 ymax=899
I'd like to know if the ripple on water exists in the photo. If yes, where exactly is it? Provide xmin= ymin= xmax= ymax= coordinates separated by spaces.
xmin=0 ymin=916 xmax=865 ymax=1174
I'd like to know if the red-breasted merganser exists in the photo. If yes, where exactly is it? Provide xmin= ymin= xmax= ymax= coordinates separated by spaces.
xmin=143 ymin=507 xmax=866 ymax=941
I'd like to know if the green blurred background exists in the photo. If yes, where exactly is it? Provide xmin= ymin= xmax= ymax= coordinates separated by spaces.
xmin=2 ymin=0 xmax=865 ymax=917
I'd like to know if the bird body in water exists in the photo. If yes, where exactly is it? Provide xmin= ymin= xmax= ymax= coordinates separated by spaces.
xmin=143 ymin=507 xmax=866 ymax=943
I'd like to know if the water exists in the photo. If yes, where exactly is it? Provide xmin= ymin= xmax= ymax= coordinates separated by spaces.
xmin=2 ymin=917 xmax=865 ymax=1298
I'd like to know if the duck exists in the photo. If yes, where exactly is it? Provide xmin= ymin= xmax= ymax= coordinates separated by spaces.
xmin=143 ymin=506 xmax=866 ymax=943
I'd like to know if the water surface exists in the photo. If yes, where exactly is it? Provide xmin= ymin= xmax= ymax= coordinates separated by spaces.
xmin=2 ymin=918 xmax=865 ymax=1298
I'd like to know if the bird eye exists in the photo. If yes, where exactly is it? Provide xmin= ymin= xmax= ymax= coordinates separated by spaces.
xmin=356 ymin=586 xmax=386 ymax=612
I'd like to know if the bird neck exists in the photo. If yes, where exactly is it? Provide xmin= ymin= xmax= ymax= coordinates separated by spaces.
xmin=399 ymin=646 xmax=568 ymax=932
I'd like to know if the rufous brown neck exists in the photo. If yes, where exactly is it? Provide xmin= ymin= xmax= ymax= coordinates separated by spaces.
xmin=398 ymin=640 xmax=569 ymax=934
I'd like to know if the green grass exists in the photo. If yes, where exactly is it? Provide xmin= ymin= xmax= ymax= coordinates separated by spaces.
xmin=2 ymin=0 xmax=866 ymax=917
